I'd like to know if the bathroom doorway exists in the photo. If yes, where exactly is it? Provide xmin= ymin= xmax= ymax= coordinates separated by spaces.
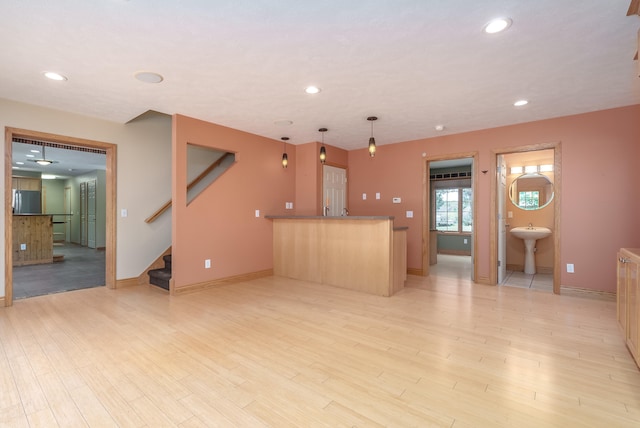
xmin=422 ymin=152 xmax=478 ymax=280
xmin=492 ymin=143 xmax=561 ymax=293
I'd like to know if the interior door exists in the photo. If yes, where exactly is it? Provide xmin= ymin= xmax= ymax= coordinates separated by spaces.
xmin=64 ymin=186 xmax=71 ymax=243
xmin=497 ymin=155 xmax=507 ymax=284
xmin=323 ymin=165 xmax=347 ymax=216
xmin=87 ymin=179 xmax=96 ymax=249
xmin=80 ymin=181 xmax=87 ymax=246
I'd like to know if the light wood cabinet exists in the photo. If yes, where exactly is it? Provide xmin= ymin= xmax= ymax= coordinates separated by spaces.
xmin=12 ymin=176 xmax=42 ymax=191
xmin=13 ymin=215 xmax=53 ymax=266
xmin=617 ymin=248 xmax=640 ymax=366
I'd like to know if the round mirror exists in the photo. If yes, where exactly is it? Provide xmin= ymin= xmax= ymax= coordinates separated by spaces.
xmin=509 ymin=173 xmax=554 ymax=210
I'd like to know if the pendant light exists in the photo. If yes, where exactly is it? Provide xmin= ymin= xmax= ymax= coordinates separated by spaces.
xmin=33 ymin=145 xmax=55 ymax=166
xmin=319 ymin=128 xmax=327 ymax=163
xmin=367 ymin=116 xmax=377 ymax=157
xmin=281 ymin=137 xmax=289 ymax=168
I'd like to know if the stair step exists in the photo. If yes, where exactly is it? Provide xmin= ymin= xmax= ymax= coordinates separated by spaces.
xmin=148 ymin=267 xmax=171 ymax=291
xmin=163 ymin=254 xmax=172 ymax=270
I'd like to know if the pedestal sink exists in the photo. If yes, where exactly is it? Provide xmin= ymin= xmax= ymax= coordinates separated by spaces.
xmin=510 ymin=226 xmax=552 ymax=274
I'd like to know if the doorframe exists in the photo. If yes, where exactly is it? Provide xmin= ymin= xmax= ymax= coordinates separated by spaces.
xmin=422 ymin=151 xmax=478 ymax=279
xmin=490 ymin=142 xmax=561 ymax=293
xmin=4 ymin=127 xmax=117 ymax=306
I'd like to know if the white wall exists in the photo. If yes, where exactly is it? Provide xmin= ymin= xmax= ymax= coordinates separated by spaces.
xmin=1 ymin=99 xmax=172 ymax=298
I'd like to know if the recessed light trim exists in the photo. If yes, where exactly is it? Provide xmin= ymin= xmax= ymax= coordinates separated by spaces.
xmin=134 ymin=71 xmax=164 ymax=84
xmin=514 ymin=99 xmax=529 ymax=107
xmin=435 ymin=125 xmax=445 ymax=131
xmin=483 ymin=17 xmax=512 ymax=34
xmin=43 ymin=71 xmax=68 ymax=81
xmin=305 ymin=86 xmax=321 ymax=94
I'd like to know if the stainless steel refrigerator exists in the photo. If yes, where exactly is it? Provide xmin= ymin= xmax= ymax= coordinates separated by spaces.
xmin=12 ymin=189 xmax=42 ymax=214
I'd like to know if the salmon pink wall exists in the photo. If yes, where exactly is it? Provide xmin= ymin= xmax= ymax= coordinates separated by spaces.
xmin=172 ymin=114 xmax=295 ymax=290
xmin=348 ymin=105 xmax=640 ymax=292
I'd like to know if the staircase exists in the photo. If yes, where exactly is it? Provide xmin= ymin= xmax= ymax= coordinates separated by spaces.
xmin=148 ymin=254 xmax=172 ymax=290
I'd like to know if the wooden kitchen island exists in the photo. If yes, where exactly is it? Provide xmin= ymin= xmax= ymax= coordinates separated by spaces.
xmin=12 ymin=214 xmax=54 ymax=266
xmin=266 ymin=216 xmax=407 ymax=296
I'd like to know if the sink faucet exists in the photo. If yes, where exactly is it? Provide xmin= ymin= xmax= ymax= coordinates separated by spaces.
xmin=528 ymin=222 xmax=533 ymax=229
xmin=324 ymin=205 xmax=330 ymax=216
xmin=342 ymin=207 xmax=349 ymax=216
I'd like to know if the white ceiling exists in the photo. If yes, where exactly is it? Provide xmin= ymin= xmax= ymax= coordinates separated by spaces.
xmin=1 ymin=0 xmax=639 ymax=157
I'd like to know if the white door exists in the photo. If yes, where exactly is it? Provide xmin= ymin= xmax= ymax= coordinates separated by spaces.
xmin=80 ymin=181 xmax=87 ymax=246
xmin=64 ymin=186 xmax=71 ymax=243
xmin=87 ymin=180 xmax=97 ymax=249
xmin=323 ymin=165 xmax=347 ymax=216
xmin=497 ymin=155 xmax=507 ymax=284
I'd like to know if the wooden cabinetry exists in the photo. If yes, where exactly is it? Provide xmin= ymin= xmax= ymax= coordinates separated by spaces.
xmin=12 ymin=176 xmax=42 ymax=191
xmin=13 ymin=215 xmax=53 ymax=266
xmin=617 ymin=248 xmax=640 ymax=366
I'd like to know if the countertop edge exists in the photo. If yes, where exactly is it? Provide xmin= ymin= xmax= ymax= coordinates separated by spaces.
xmin=265 ymin=215 xmax=395 ymax=220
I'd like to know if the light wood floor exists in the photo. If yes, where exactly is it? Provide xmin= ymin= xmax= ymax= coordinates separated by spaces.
xmin=1 ymin=273 xmax=638 ymax=427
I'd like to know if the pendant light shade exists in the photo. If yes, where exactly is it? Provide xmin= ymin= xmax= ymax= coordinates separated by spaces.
xmin=281 ymin=137 xmax=289 ymax=168
xmin=319 ymin=128 xmax=327 ymax=163
xmin=32 ymin=145 xmax=56 ymax=166
xmin=367 ymin=116 xmax=377 ymax=157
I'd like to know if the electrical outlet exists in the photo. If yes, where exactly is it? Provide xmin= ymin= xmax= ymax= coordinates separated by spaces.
xmin=205 ymin=259 xmax=211 ymax=269
xmin=362 ymin=193 xmax=367 ymax=200
xmin=376 ymin=192 xmax=381 ymax=200
xmin=406 ymin=210 xmax=413 ymax=218
xmin=20 ymin=243 xmax=26 ymax=251
xmin=121 ymin=208 xmax=128 ymax=218
xmin=464 ymin=238 xmax=468 ymax=244
xmin=255 ymin=209 xmax=260 ymax=217
xmin=567 ymin=263 xmax=574 ymax=273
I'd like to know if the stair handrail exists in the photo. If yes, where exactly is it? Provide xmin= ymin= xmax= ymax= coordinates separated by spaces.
xmin=145 ymin=152 xmax=233 ymax=223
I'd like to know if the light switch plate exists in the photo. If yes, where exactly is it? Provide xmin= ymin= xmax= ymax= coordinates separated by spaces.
xmin=121 ymin=209 xmax=128 ymax=218
xmin=362 ymin=193 xmax=367 ymax=200
xmin=255 ymin=209 xmax=260 ymax=217
xmin=376 ymin=192 xmax=380 ymax=200
xmin=406 ymin=210 xmax=413 ymax=218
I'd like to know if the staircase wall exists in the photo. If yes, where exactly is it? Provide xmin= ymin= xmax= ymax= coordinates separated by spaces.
xmin=172 ymin=114 xmax=296 ymax=291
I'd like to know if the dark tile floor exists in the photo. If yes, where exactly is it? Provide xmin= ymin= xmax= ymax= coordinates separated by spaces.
xmin=12 ymin=243 xmax=106 ymax=299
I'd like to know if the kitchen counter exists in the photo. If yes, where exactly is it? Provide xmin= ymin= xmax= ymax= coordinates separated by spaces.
xmin=12 ymin=214 xmax=54 ymax=266
xmin=268 ymin=216 xmax=407 ymax=296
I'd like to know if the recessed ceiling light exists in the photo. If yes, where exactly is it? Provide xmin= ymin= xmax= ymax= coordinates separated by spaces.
xmin=435 ymin=125 xmax=445 ymax=131
xmin=30 ymin=149 xmax=40 ymax=153
xmin=43 ymin=71 xmax=68 ymax=81
xmin=514 ymin=99 xmax=529 ymax=107
xmin=25 ymin=154 xmax=35 ymax=158
xmin=42 ymin=174 xmax=57 ymax=180
xmin=15 ymin=161 xmax=24 ymax=165
xmin=134 ymin=71 xmax=164 ymax=83
xmin=483 ymin=17 xmax=512 ymax=34
xmin=305 ymin=86 xmax=321 ymax=94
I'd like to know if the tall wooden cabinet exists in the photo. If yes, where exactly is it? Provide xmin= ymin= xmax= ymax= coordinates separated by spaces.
xmin=617 ymin=248 xmax=640 ymax=367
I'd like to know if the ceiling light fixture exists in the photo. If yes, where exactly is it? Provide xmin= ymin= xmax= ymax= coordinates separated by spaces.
xmin=367 ymin=116 xmax=378 ymax=158
xmin=30 ymin=145 xmax=57 ymax=166
xmin=134 ymin=71 xmax=164 ymax=83
xmin=514 ymin=99 xmax=529 ymax=107
xmin=483 ymin=17 xmax=512 ymax=34
xmin=435 ymin=124 xmax=445 ymax=131
xmin=305 ymin=86 xmax=321 ymax=94
xmin=43 ymin=71 xmax=68 ymax=81
xmin=281 ymin=137 xmax=289 ymax=169
xmin=319 ymin=128 xmax=327 ymax=164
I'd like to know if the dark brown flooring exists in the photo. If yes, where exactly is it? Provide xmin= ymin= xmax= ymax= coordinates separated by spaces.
xmin=12 ymin=242 xmax=105 ymax=299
